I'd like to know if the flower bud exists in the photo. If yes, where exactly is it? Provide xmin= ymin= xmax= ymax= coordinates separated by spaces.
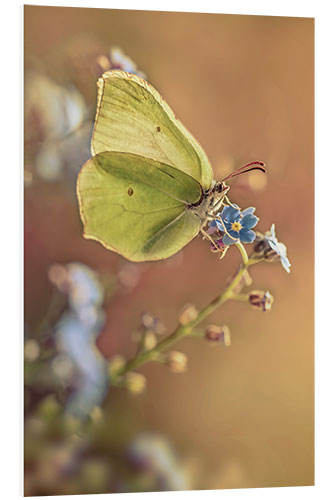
xmin=179 ymin=303 xmax=198 ymax=325
xmin=253 ymin=237 xmax=280 ymax=262
xmin=249 ymin=290 xmax=274 ymax=312
xmin=24 ymin=339 xmax=40 ymax=362
xmin=210 ymin=237 xmax=227 ymax=253
xmin=154 ymin=320 xmax=166 ymax=336
xmin=205 ymin=325 xmax=231 ymax=346
xmin=223 ymin=326 xmax=231 ymax=346
xmin=48 ymin=263 xmax=70 ymax=292
xmin=205 ymin=324 xmax=223 ymax=342
xmin=141 ymin=312 xmax=166 ymax=335
xmin=141 ymin=312 xmax=155 ymax=329
xmin=89 ymin=405 xmax=104 ymax=424
xmin=167 ymin=351 xmax=188 ymax=373
xmin=38 ymin=395 xmax=61 ymax=419
xmin=143 ymin=331 xmax=157 ymax=350
xmin=108 ymin=354 xmax=126 ymax=379
xmin=124 ymin=372 xmax=146 ymax=394
xmin=252 ymin=225 xmax=291 ymax=273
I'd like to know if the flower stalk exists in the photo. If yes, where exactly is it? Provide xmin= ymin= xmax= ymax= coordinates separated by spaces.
xmin=108 ymin=213 xmax=290 ymax=391
xmin=113 ymin=255 xmax=255 ymax=381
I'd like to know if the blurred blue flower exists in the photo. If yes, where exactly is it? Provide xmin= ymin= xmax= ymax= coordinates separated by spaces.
xmin=56 ymin=312 xmax=108 ymax=418
xmin=52 ymin=263 xmax=108 ymax=419
xmin=210 ymin=205 xmax=259 ymax=246
xmin=66 ymin=263 xmax=104 ymax=318
xmin=265 ymin=224 xmax=291 ymax=273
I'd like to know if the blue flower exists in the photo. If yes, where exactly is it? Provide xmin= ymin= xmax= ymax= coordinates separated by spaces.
xmin=50 ymin=262 xmax=108 ymax=419
xmin=210 ymin=205 xmax=259 ymax=246
xmin=265 ymin=224 xmax=291 ymax=273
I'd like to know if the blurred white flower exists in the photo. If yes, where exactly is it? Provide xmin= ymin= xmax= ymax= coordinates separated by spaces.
xmin=51 ymin=353 xmax=75 ymax=382
xmin=109 ymin=47 xmax=146 ymax=78
xmin=24 ymin=339 xmax=40 ymax=362
xmin=25 ymin=72 xmax=87 ymax=141
xmin=127 ymin=433 xmax=190 ymax=491
xmin=25 ymin=71 xmax=89 ymax=182
xmin=35 ymin=143 xmax=63 ymax=181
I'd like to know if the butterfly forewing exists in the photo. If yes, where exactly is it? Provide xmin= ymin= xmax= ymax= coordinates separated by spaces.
xmin=92 ymin=71 xmax=213 ymax=191
xmin=77 ymin=152 xmax=203 ymax=261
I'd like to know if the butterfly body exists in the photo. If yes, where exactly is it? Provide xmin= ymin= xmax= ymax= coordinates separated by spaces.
xmin=188 ymin=181 xmax=229 ymax=223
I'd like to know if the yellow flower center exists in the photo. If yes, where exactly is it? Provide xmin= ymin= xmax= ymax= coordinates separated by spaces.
xmin=231 ymin=221 xmax=242 ymax=232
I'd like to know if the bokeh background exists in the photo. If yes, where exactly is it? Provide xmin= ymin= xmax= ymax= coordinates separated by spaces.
xmin=24 ymin=6 xmax=314 ymax=496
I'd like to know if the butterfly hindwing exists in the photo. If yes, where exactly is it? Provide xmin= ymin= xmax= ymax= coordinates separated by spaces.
xmin=77 ymin=151 xmax=203 ymax=261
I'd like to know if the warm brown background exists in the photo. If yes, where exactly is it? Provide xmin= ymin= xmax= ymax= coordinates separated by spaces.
xmin=25 ymin=6 xmax=314 ymax=490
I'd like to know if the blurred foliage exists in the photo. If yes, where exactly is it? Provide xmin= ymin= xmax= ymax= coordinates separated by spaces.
xmin=24 ymin=261 xmax=195 ymax=495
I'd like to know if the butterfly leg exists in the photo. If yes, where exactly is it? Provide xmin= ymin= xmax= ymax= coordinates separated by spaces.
xmin=200 ymin=228 xmax=220 ymax=252
xmin=214 ymin=215 xmax=239 ymax=244
xmin=223 ymin=195 xmax=239 ymax=209
xmin=211 ymin=193 xmax=238 ymax=214
xmin=200 ymin=228 xmax=229 ymax=260
xmin=212 ymin=197 xmax=227 ymax=213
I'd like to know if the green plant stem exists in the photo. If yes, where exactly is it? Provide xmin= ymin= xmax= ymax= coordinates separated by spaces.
xmin=116 ymin=256 xmax=256 ymax=379
xmin=232 ymin=293 xmax=249 ymax=302
xmin=236 ymin=241 xmax=248 ymax=265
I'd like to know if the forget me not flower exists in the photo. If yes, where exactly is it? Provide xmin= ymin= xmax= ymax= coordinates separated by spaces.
xmin=210 ymin=205 xmax=259 ymax=246
xmin=265 ymin=224 xmax=291 ymax=273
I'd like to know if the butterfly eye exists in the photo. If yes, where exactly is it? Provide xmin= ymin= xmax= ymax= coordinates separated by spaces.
xmin=127 ymin=187 xmax=134 ymax=196
xmin=156 ymin=126 xmax=161 ymax=132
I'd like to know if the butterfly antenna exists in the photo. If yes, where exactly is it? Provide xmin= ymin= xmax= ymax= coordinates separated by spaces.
xmin=222 ymin=161 xmax=266 ymax=183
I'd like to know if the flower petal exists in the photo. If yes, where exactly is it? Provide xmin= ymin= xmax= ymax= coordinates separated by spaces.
xmin=239 ymin=228 xmax=256 ymax=243
xmin=277 ymin=242 xmax=287 ymax=256
xmin=228 ymin=229 xmax=240 ymax=238
xmin=260 ymin=224 xmax=291 ymax=272
xmin=215 ymin=220 xmax=224 ymax=232
xmin=221 ymin=205 xmax=240 ymax=223
xmin=241 ymin=207 xmax=256 ymax=217
xmin=241 ymin=214 xmax=259 ymax=229
xmin=222 ymin=233 xmax=238 ymax=245
xmin=281 ymin=255 xmax=291 ymax=273
xmin=267 ymin=239 xmax=280 ymax=254
xmin=206 ymin=225 xmax=218 ymax=235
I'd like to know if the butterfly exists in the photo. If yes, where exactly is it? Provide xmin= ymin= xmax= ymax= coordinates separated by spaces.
xmin=77 ymin=70 xmax=265 ymax=262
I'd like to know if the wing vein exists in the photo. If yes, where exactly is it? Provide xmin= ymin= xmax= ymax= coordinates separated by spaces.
xmin=130 ymin=210 xmax=186 ymax=259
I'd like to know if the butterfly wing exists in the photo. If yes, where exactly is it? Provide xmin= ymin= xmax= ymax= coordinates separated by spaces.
xmin=77 ymin=151 xmax=203 ymax=261
xmin=91 ymin=70 xmax=213 ymax=191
